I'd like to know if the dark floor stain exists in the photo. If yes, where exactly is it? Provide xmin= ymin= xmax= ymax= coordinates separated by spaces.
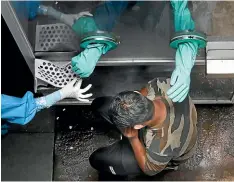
xmin=202 ymin=119 xmax=214 ymax=131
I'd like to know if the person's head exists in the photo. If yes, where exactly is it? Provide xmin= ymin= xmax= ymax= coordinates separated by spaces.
xmin=108 ymin=91 xmax=154 ymax=130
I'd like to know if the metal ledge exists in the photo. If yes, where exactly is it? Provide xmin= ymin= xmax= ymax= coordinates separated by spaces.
xmin=55 ymin=98 xmax=233 ymax=105
xmin=56 ymin=98 xmax=93 ymax=105
xmin=38 ymin=87 xmax=234 ymax=105
xmin=35 ymin=52 xmax=206 ymax=66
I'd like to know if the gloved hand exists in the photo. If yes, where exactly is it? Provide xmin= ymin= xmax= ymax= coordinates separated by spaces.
xmin=72 ymin=16 xmax=98 ymax=36
xmin=38 ymin=5 xmax=93 ymax=27
xmin=170 ymin=0 xmax=195 ymax=32
xmin=38 ymin=5 xmax=96 ymax=36
xmin=167 ymin=67 xmax=191 ymax=102
xmin=59 ymin=78 xmax=92 ymax=102
xmin=167 ymin=42 xmax=198 ymax=102
xmin=36 ymin=79 xmax=92 ymax=111
xmin=12 ymin=1 xmax=41 ymax=20
xmin=71 ymin=44 xmax=107 ymax=78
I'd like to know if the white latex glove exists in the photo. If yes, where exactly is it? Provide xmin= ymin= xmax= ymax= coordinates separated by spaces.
xmin=60 ymin=78 xmax=92 ymax=102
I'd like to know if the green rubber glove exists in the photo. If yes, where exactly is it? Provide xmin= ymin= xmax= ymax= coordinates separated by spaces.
xmin=170 ymin=0 xmax=195 ymax=32
xmin=168 ymin=0 xmax=198 ymax=102
xmin=167 ymin=42 xmax=198 ymax=102
xmin=72 ymin=16 xmax=98 ymax=37
xmin=71 ymin=44 xmax=107 ymax=78
xmin=71 ymin=15 xmax=114 ymax=78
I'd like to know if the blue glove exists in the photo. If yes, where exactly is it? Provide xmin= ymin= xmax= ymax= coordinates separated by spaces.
xmin=27 ymin=1 xmax=41 ymax=20
xmin=12 ymin=1 xmax=41 ymax=20
xmin=11 ymin=1 xmax=41 ymax=20
xmin=71 ymin=44 xmax=107 ymax=78
xmin=167 ymin=42 xmax=198 ymax=102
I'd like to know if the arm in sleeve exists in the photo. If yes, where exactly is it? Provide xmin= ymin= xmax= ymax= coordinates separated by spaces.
xmin=1 ymin=91 xmax=37 ymax=125
xmin=144 ymin=149 xmax=172 ymax=176
xmin=129 ymin=136 xmax=171 ymax=176
xmin=35 ymin=90 xmax=61 ymax=112
xmin=1 ymin=90 xmax=63 ymax=125
xmin=93 ymin=1 xmax=129 ymax=32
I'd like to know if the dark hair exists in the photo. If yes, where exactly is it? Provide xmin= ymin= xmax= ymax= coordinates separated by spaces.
xmin=108 ymin=91 xmax=154 ymax=128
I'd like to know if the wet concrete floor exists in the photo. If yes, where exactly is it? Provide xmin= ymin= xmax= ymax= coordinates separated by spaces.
xmin=54 ymin=104 xmax=234 ymax=181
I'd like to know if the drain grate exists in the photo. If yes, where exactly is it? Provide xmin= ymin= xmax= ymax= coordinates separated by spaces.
xmin=35 ymin=24 xmax=79 ymax=52
xmin=35 ymin=59 xmax=79 ymax=88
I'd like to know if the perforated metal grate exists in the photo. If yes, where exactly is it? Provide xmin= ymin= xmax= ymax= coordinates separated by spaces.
xmin=35 ymin=24 xmax=79 ymax=52
xmin=35 ymin=59 xmax=79 ymax=88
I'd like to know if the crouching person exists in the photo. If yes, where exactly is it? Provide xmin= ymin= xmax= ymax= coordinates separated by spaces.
xmin=89 ymin=78 xmax=197 ymax=176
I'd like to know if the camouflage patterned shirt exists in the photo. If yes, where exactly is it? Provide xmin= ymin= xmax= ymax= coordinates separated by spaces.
xmin=139 ymin=78 xmax=197 ymax=176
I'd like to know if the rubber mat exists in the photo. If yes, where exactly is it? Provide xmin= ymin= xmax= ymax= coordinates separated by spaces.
xmin=2 ymin=133 xmax=54 ymax=181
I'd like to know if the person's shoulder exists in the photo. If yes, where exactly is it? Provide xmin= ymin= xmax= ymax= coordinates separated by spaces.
xmin=148 ymin=77 xmax=170 ymax=84
xmin=147 ymin=77 xmax=171 ymax=96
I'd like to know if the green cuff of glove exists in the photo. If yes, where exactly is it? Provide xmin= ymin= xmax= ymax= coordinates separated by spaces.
xmin=86 ymin=43 xmax=105 ymax=54
xmin=175 ymin=41 xmax=198 ymax=71
xmin=87 ymin=43 xmax=111 ymax=54
xmin=71 ymin=44 xmax=104 ymax=77
xmin=72 ymin=16 xmax=98 ymax=36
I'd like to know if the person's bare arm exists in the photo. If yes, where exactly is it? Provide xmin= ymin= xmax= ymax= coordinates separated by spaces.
xmin=129 ymin=136 xmax=146 ymax=171
xmin=123 ymin=128 xmax=167 ymax=176
xmin=129 ymin=136 xmax=167 ymax=176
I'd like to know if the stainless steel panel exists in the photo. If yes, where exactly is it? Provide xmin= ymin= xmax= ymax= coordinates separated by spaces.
xmin=31 ymin=1 xmax=174 ymax=59
xmin=2 ymin=1 xmax=35 ymax=74
xmin=10 ymin=1 xmax=29 ymax=36
xmin=206 ymin=37 xmax=234 ymax=50
xmin=35 ymin=24 xmax=79 ymax=52
xmin=3 ymin=1 xmax=234 ymax=105
xmin=206 ymin=38 xmax=234 ymax=77
xmin=207 ymin=59 xmax=234 ymax=77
